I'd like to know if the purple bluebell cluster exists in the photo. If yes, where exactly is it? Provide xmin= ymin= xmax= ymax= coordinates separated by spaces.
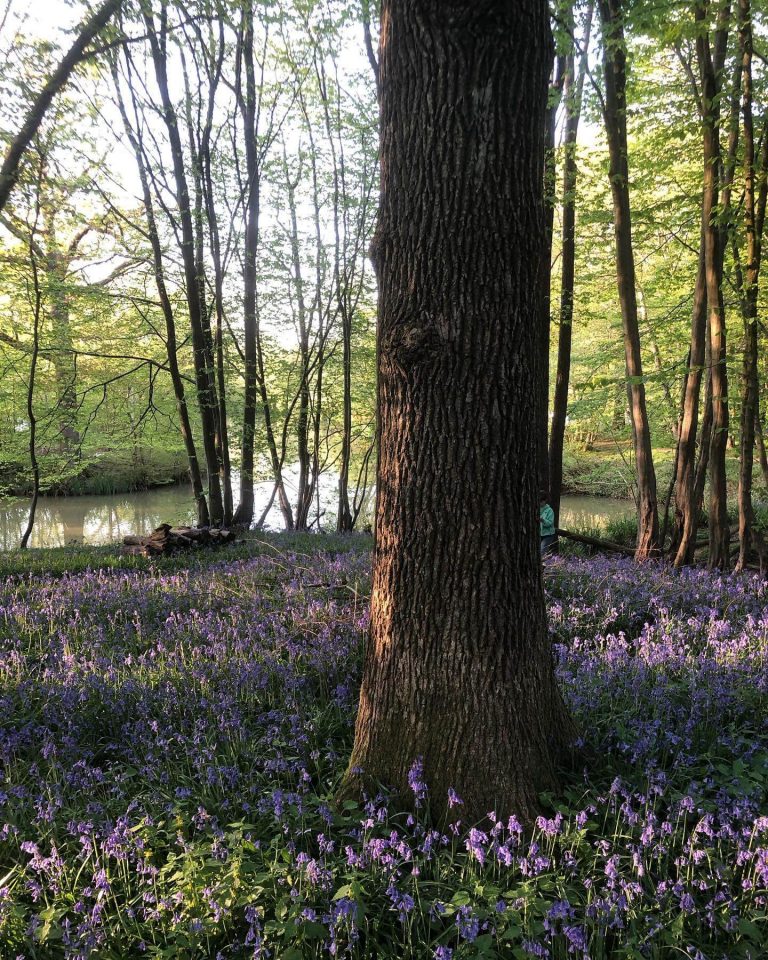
xmin=0 ymin=546 xmax=765 ymax=958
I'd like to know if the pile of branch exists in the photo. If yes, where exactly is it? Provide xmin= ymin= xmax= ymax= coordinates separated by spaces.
xmin=123 ymin=523 xmax=236 ymax=556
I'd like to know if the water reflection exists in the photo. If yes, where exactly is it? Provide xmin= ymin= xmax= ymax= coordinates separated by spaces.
xmin=0 ymin=483 xmax=631 ymax=551
xmin=0 ymin=465 xmax=363 ymax=550
xmin=559 ymin=494 xmax=633 ymax=531
xmin=0 ymin=487 xmax=199 ymax=550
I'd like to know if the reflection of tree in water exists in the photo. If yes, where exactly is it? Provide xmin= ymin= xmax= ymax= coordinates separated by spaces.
xmin=83 ymin=498 xmax=161 ymax=543
xmin=0 ymin=501 xmax=69 ymax=549
xmin=59 ymin=497 xmax=90 ymax=543
xmin=0 ymin=504 xmax=27 ymax=550
xmin=0 ymin=487 xmax=199 ymax=549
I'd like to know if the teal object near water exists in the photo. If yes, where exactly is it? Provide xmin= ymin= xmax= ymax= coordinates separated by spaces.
xmin=540 ymin=503 xmax=555 ymax=538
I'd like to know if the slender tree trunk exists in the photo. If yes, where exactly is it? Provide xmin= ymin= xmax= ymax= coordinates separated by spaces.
xmin=284 ymin=165 xmax=313 ymax=532
xmin=341 ymin=0 xmax=572 ymax=824
xmin=756 ymin=410 xmax=768 ymax=490
xmin=661 ymin=368 xmax=688 ymax=551
xmin=0 ymin=0 xmax=124 ymax=213
xmin=326 ymin=68 xmax=355 ymax=533
xmin=694 ymin=367 xmax=713 ymax=516
xmin=183 ymin=33 xmax=233 ymax=527
xmin=232 ymin=10 xmax=293 ymax=530
xmin=538 ymin=53 xmax=565 ymax=495
xmin=671 ymin=241 xmax=707 ymax=565
xmin=21 ymin=215 xmax=43 ymax=550
xmin=598 ymin=0 xmax=659 ymax=558
xmin=144 ymin=7 xmax=224 ymax=525
xmin=199 ymin=133 xmax=234 ymax=527
xmin=234 ymin=4 xmax=260 ymax=529
xmin=303 ymin=123 xmax=329 ymax=533
xmin=684 ymin=4 xmax=732 ymax=552
xmin=549 ymin=2 xmax=593 ymax=526
xmin=112 ymin=56 xmax=208 ymax=526
xmin=337 ymin=297 xmax=354 ymax=530
xmin=696 ymin=3 xmax=731 ymax=569
xmin=736 ymin=0 xmax=763 ymax=570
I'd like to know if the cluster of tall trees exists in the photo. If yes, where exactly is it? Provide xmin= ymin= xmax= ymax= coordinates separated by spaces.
xmin=6 ymin=0 xmax=768 ymax=820
xmin=0 ymin=0 xmax=377 ymax=534
xmin=3 ymin=0 xmax=768 ymax=571
xmin=542 ymin=0 xmax=768 ymax=571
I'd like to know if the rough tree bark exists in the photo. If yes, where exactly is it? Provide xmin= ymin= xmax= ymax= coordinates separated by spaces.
xmin=598 ymin=0 xmax=659 ymax=558
xmin=340 ymin=0 xmax=573 ymax=824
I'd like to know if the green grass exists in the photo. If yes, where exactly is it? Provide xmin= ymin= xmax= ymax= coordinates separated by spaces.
xmin=0 ymin=530 xmax=373 ymax=580
xmin=561 ymin=439 xmax=749 ymax=501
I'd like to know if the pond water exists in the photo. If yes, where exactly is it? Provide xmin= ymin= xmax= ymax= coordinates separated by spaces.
xmin=558 ymin=494 xmax=634 ymax=532
xmin=0 ymin=485 xmax=633 ymax=551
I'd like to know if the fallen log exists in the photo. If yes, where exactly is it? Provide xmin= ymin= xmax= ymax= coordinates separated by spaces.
xmin=123 ymin=523 xmax=236 ymax=557
xmin=555 ymin=528 xmax=636 ymax=557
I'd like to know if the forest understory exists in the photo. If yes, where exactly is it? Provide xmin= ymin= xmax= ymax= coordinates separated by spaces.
xmin=0 ymin=534 xmax=765 ymax=959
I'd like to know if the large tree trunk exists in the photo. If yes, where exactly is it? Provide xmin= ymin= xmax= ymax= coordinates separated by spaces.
xmin=549 ymin=2 xmax=593 ymax=526
xmin=598 ymin=0 xmax=659 ymax=558
xmin=341 ymin=0 xmax=572 ymax=824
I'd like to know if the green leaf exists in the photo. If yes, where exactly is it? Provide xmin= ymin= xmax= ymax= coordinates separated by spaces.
xmin=738 ymin=918 xmax=762 ymax=942
xmin=300 ymin=921 xmax=327 ymax=939
xmin=332 ymin=883 xmax=355 ymax=901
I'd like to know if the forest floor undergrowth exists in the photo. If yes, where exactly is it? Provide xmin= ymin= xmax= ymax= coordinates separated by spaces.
xmin=0 ymin=535 xmax=766 ymax=959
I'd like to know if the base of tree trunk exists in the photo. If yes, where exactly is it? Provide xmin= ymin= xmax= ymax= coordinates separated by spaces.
xmin=123 ymin=523 xmax=236 ymax=556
